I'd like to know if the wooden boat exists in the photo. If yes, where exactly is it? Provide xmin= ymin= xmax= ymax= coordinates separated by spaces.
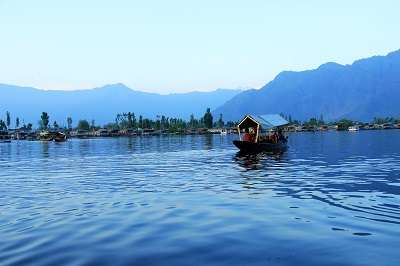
xmin=233 ymin=114 xmax=289 ymax=154
xmin=233 ymin=140 xmax=287 ymax=153
xmin=38 ymin=131 xmax=53 ymax=141
xmin=54 ymin=132 xmax=67 ymax=142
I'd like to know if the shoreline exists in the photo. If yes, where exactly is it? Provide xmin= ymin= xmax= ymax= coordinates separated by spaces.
xmin=1 ymin=126 xmax=399 ymax=142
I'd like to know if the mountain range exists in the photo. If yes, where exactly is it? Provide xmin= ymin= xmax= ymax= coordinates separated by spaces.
xmin=0 ymin=84 xmax=242 ymax=127
xmin=1 ymin=49 xmax=400 ymax=127
xmin=214 ymin=49 xmax=400 ymax=122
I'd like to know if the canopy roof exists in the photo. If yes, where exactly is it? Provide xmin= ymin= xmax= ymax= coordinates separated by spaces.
xmin=238 ymin=114 xmax=289 ymax=130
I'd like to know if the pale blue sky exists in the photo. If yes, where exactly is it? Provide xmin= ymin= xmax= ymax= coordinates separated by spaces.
xmin=0 ymin=0 xmax=399 ymax=93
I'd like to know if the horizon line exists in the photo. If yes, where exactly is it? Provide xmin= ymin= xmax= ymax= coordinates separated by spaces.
xmin=0 ymin=82 xmax=252 ymax=95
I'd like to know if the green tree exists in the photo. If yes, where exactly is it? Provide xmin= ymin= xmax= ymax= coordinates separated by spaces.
xmin=218 ymin=113 xmax=224 ymax=128
xmin=53 ymin=121 xmax=59 ymax=129
xmin=373 ymin=117 xmax=394 ymax=124
xmin=155 ymin=119 xmax=161 ymax=130
xmin=304 ymin=118 xmax=318 ymax=126
xmin=67 ymin=117 xmax=73 ymax=129
xmin=127 ymin=112 xmax=133 ymax=128
xmin=336 ymin=119 xmax=354 ymax=130
xmin=200 ymin=117 xmax=205 ymax=128
xmin=164 ymin=117 xmax=170 ymax=129
xmin=77 ymin=120 xmax=90 ymax=131
xmin=115 ymin=113 xmax=123 ymax=126
xmin=319 ymin=114 xmax=325 ymax=125
xmin=26 ymin=123 xmax=33 ymax=131
xmin=104 ymin=122 xmax=119 ymax=130
xmin=203 ymin=108 xmax=213 ymax=129
xmin=6 ymin=111 xmax=11 ymax=129
xmin=40 ymin=112 xmax=49 ymax=130
xmin=226 ymin=121 xmax=236 ymax=128
xmin=161 ymin=115 xmax=166 ymax=130
xmin=0 ymin=120 xmax=6 ymax=130
xmin=139 ymin=115 xmax=143 ymax=128
xmin=91 ymin=120 xmax=96 ymax=129
xmin=189 ymin=114 xmax=195 ymax=128
xmin=16 ymin=117 xmax=20 ymax=129
xmin=132 ymin=112 xmax=136 ymax=128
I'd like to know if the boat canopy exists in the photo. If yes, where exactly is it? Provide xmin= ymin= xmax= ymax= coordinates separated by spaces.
xmin=237 ymin=114 xmax=289 ymax=130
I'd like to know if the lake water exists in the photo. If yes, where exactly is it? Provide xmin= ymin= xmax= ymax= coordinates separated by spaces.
xmin=1 ymin=131 xmax=399 ymax=266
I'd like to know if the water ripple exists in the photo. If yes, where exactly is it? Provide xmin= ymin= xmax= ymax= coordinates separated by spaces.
xmin=1 ymin=132 xmax=400 ymax=266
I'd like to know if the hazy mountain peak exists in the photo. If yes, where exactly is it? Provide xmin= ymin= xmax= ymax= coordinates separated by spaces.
xmin=317 ymin=62 xmax=344 ymax=70
xmin=0 ymin=83 xmax=242 ymax=126
xmin=214 ymin=48 xmax=400 ymax=122
xmin=273 ymin=70 xmax=296 ymax=81
xmin=96 ymin=83 xmax=132 ymax=92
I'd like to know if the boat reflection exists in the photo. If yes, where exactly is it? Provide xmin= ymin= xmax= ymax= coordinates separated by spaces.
xmin=41 ymin=141 xmax=50 ymax=158
xmin=234 ymin=150 xmax=286 ymax=171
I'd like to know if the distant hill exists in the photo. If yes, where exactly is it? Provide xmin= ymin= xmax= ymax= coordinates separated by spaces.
xmin=213 ymin=49 xmax=400 ymax=122
xmin=0 ymin=83 xmax=242 ymax=127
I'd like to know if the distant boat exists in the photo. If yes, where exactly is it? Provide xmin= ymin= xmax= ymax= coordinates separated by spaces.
xmin=319 ymin=125 xmax=329 ymax=131
xmin=0 ymin=130 xmax=11 ymax=143
xmin=382 ymin=123 xmax=395 ymax=129
xmin=348 ymin=126 xmax=360 ymax=131
xmin=220 ymin=129 xmax=228 ymax=135
xmin=15 ymin=131 xmax=29 ymax=140
xmin=38 ymin=131 xmax=53 ymax=141
xmin=95 ymin=128 xmax=110 ymax=137
xmin=54 ymin=132 xmax=67 ymax=142
xmin=233 ymin=114 xmax=288 ymax=153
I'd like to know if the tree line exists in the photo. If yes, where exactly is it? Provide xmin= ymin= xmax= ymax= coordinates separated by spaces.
xmin=0 ymin=108 xmax=236 ymax=132
xmin=96 ymin=108 xmax=235 ymax=131
xmin=0 ymin=111 xmax=33 ymax=131
xmin=2 ymin=109 xmax=399 ymax=132
xmin=280 ymin=113 xmax=400 ymax=127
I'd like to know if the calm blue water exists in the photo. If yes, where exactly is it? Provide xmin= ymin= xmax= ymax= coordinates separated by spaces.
xmin=1 ymin=131 xmax=399 ymax=266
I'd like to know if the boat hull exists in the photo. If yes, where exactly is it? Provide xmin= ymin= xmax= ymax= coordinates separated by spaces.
xmin=54 ymin=133 xmax=67 ymax=142
xmin=233 ymin=140 xmax=287 ymax=153
xmin=39 ymin=137 xmax=53 ymax=141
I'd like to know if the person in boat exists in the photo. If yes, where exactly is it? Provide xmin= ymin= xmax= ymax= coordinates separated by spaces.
xmin=272 ymin=131 xmax=278 ymax=144
xmin=242 ymin=128 xmax=254 ymax=142
xmin=277 ymin=129 xmax=288 ymax=143
xmin=250 ymin=127 xmax=257 ymax=142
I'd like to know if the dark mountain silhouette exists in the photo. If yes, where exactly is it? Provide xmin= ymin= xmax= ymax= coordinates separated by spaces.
xmin=213 ymin=49 xmax=400 ymax=122
xmin=0 ymin=83 xmax=242 ymax=127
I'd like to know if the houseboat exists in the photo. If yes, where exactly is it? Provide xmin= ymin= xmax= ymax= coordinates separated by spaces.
xmin=38 ymin=131 xmax=53 ymax=141
xmin=14 ymin=131 xmax=29 ymax=140
xmin=382 ymin=123 xmax=395 ymax=129
xmin=233 ymin=114 xmax=289 ymax=153
xmin=95 ymin=128 xmax=110 ymax=137
xmin=71 ymin=129 xmax=91 ymax=138
xmin=0 ymin=130 xmax=11 ymax=143
xmin=348 ymin=125 xmax=360 ymax=131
